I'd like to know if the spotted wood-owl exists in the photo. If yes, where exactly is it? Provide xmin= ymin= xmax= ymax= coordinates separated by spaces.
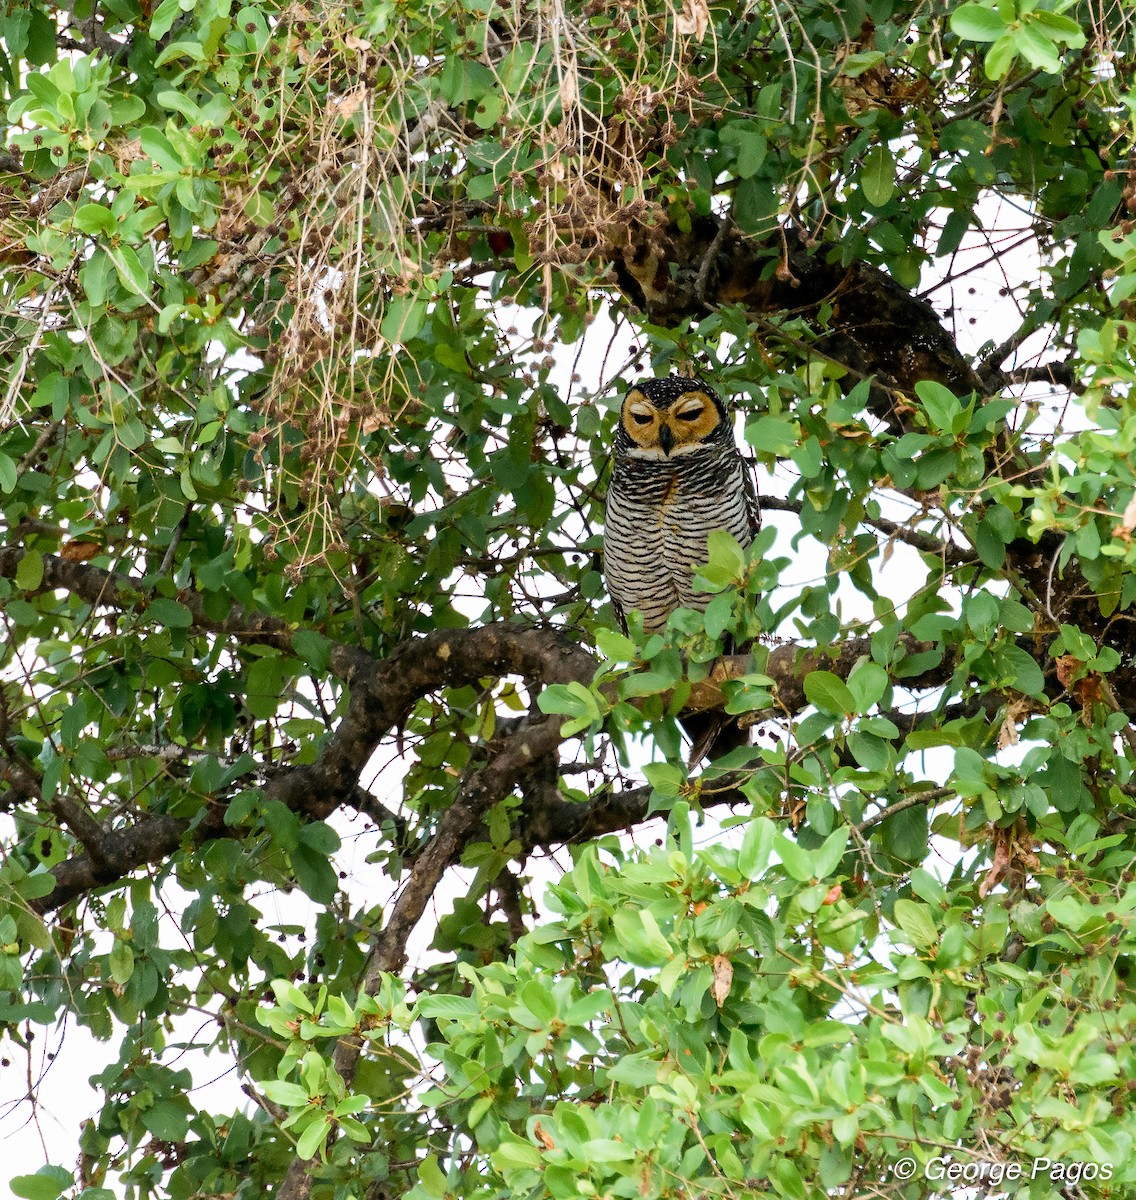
xmin=603 ymin=376 xmax=760 ymax=634
xmin=603 ymin=376 xmax=761 ymax=762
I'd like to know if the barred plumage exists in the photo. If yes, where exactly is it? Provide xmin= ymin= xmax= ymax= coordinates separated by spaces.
xmin=604 ymin=376 xmax=760 ymax=635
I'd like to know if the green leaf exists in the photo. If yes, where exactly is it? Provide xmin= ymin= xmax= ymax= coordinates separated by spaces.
xmin=72 ymin=203 xmax=116 ymax=236
xmin=914 ymin=380 xmax=961 ymax=433
xmin=721 ymin=122 xmax=767 ymax=179
xmin=879 ymin=800 xmax=929 ymax=865
xmin=519 ymin=979 xmax=557 ymax=1024
xmin=1031 ymin=10 xmax=1086 ymax=45
xmin=738 ymin=816 xmax=775 ymax=879
xmin=235 ymin=6 xmax=270 ymax=49
xmin=269 ymin=979 xmax=314 ymax=1013
xmin=893 ymin=899 xmax=939 ymax=950
xmin=139 ymin=127 xmax=183 ymax=172
xmin=610 ymin=908 xmax=673 ymax=966
xmin=643 ymin=761 xmax=686 ymax=798
xmin=417 ymin=994 xmax=480 ymax=1019
xmin=10 ymin=1168 xmax=73 ymax=1200
xmin=1015 ymin=22 xmax=1061 ymax=72
xmin=491 ymin=1139 xmax=543 ymax=1171
xmin=774 ymin=832 xmax=815 ymax=882
xmin=845 ymin=661 xmax=888 ymax=710
xmin=773 ymin=1157 xmax=806 ymax=1200
xmin=246 ymin=655 xmax=288 ymax=719
xmin=803 ymin=671 xmax=857 ymax=716
xmin=840 ymin=50 xmax=886 ymax=77
xmin=704 ymin=528 xmax=746 ymax=581
xmin=538 ymin=679 xmax=603 ymax=736
xmin=141 ymin=1099 xmax=190 ymax=1141
xmin=149 ymin=0 xmax=183 ymax=39
xmin=810 ymin=826 xmax=849 ymax=880
xmin=111 ymin=245 xmax=151 ymax=296
xmin=537 ymin=682 xmax=590 ymax=717
xmin=994 ymin=643 xmax=1045 ymax=698
xmin=292 ymin=630 xmax=332 ymax=672
xmin=147 ymin=597 xmax=194 ymax=628
xmin=564 ymin=987 xmax=613 ymax=1025
xmin=975 ymin=513 xmax=1008 ymax=569
xmin=860 ymin=144 xmax=895 ymax=207
xmin=438 ymin=56 xmax=495 ymax=104
xmin=380 ymin=293 xmax=427 ymax=343
xmin=595 ymin=627 xmax=637 ymax=661
xmin=18 ymin=871 xmax=57 ymax=900
xmin=984 ymin=32 xmax=1018 ymax=78
xmin=418 ymin=1154 xmax=449 ymax=1198
xmin=950 ymin=4 xmax=1008 ymax=42
xmin=108 ymin=939 xmax=134 ymax=985
xmin=24 ymin=73 xmax=61 ymax=106
xmin=292 ymin=843 xmax=339 ymax=904
xmin=295 ymin=1114 xmax=332 ymax=1160
xmin=746 ymin=415 xmax=799 ymax=455
xmin=298 ymin=820 xmax=341 ymax=856
xmin=260 ymin=1080 xmax=312 ymax=1107
xmin=16 ymin=550 xmax=44 ymax=591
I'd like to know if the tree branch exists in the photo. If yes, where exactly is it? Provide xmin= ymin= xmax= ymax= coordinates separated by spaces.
xmin=999 ymin=361 xmax=1080 ymax=391
xmin=762 ymin=494 xmax=972 ymax=568
xmin=275 ymin=711 xmax=566 ymax=1200
xmin=607 ymin=218 xmax=983 ymax=403
xmin=854 ymin=787 xmax=952 ymax=835
xmin=0 ymin=546 xmax=298 ymax=653
xmin=31 ymin=625 xmax=596 ymax=913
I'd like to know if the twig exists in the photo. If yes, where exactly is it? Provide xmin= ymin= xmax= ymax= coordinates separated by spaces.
xmin=854 ymin=787 xmax=951 ymax=836
xmin=998 ymin=362 xmax=1080 ymax=392
xmin=695 ymin=215 xmax=731 ymax=305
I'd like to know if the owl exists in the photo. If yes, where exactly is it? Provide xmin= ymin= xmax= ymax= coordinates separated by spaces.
xmin=603 ymin=376 xmax=760 ymax=635
xmin=603 ymin=376 xmax=760 ymax=762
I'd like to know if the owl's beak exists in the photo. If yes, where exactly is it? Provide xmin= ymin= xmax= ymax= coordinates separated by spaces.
xmin=659 ymin=424 xmax=674 ymax=456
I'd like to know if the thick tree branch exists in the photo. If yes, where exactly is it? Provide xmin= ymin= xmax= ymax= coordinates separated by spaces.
xmin=40 ymin=814 xmax=188 ymax=908
xmin=48 ymin=794 xmax=111 ymax=870
xmin=999 ymin=362 xmax=1080 ymax=391
xmin=27 ymin=624 xmax=950 ymax=914
xmin=607 ymin=217 xmax=983 ymax=404
xmin=31 ymin=625 xmax=596 ymax=913
xmin=522 ymin=774 xmax=958 ymax=853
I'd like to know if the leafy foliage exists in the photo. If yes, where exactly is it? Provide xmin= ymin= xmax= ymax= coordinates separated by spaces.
xmin=2 ymin=0 xmax=1136 ymax=1197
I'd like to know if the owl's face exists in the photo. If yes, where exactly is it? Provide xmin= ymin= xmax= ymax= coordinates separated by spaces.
xmin=619 ymin=379 xmax=726 ymax=458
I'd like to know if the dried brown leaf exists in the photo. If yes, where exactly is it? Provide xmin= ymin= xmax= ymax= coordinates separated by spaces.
xmin=1117 ymin=494 xmax=1136 ymax=541
xmin=675 ymin=0 xmax=709 ymax=40
xmin=559 ymin=68 xmax=578 ymax=112
xmin=997 ymin=699 xmax=1028 ymax=749
xmin=710 ymin=954 xmax=733 ymax=1007
xmin=332 ymin=87 xmax=367 ymax=120
xmin=979 ymin=829 xmax=1012 ymax=900
xmin=60 ymin=540 xmax=101 ymax=562
xmin=1055 ymin=654 xmax=1081 ymax=690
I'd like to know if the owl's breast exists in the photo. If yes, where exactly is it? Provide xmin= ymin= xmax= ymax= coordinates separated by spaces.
xmin=605 ymin=448 xmax=753 ymax=632
xmin=657 ymin=472 xmax=680 ymax=523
